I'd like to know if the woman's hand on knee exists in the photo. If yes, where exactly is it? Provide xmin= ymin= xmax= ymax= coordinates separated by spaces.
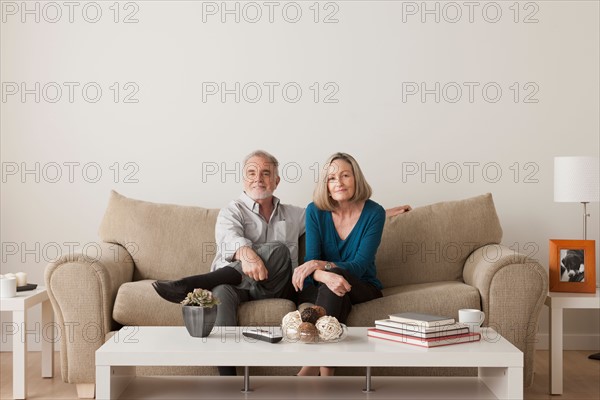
xmin=292 ymin=261 xmax=319 ymax=291
xmin=321 ymin=272 xmax=352 ymax=297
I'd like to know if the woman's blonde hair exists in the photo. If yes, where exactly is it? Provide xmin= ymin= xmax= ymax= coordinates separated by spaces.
xmin=313 ymin=152 xmax=372 ymax=211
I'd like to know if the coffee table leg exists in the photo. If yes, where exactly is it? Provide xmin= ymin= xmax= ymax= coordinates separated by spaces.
xmin=362 ymin=366 xmax=374 ymax=393
xmin=241 ymin=366 xmax=253 ymax=393
xmin=96 ymin=365 xmax=135 ymax=400
xmin=479 ymin=366 xmax=523 ymax=400
xmin=96 ymin=365 xmax=111 ymax=400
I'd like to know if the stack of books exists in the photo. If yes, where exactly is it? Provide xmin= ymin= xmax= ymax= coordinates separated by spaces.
xmin=367 ymin=312 xmax=481 ymax=348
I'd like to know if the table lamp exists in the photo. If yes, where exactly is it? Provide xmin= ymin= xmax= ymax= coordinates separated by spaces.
xmin=554 ymin=156 xmax=599 ymax=239
xmin=554 ymin=156 xmax=599 ymax=361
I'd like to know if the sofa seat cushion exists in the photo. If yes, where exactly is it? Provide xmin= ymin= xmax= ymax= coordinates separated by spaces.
xmin=237 ymin=299 xmax=297 ymax=326
xmin=113 ymin=280 xmax=296 ymax=327
xmin=346 ymin=281 xmax=481 ymax=326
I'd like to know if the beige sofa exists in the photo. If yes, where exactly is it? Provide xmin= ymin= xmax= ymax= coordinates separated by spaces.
xmin=45 ymin=190 xmax=548 ymax=397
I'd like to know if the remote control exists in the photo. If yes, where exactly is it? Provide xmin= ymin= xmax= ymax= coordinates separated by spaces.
xmin=242 ymin=327 xmax=283 ymax=343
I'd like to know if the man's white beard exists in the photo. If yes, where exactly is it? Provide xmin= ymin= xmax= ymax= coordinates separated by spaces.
xmin=251 ymin=189 xmax=274 ymax=200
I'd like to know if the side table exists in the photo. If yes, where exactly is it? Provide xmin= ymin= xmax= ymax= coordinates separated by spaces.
xmin=0 ymin=287 xmax=54 ymax=399
xmin=544 ymin=289 xmax=600 ymax=395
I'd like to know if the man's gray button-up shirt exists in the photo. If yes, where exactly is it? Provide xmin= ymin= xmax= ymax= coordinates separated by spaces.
xmin=211 ymin=192 xmax=306 ymax=271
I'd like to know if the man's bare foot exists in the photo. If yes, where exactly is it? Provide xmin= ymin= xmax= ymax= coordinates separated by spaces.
xmin=320 ymin=367 xmax=335 ymax=376
xmin=297 ymin=367 xmax=320 ymax=376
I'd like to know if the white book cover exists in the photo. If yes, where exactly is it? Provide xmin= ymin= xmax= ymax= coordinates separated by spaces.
xmin=388 ymin=312 xmax=455 ymax=327
xmin=375 ymin=320 xmax=469 ymax=337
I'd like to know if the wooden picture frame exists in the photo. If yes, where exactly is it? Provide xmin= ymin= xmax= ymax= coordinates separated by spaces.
xmin=549 ymin=239 xmax=596 ymax=293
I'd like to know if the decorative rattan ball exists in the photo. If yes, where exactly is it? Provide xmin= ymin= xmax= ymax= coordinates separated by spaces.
xmin=282 ymin=310 xmax=302 ymax=329
xmin=298 ymin=322 xmax=319 ymax=343
xmin=315 ymin=316 xmax=343 ymax=341
xmin=300 ymin=307 xmax=320 ymax=324
xmin=281 ymin=311 xmax=302 ymax=341
xmin=312 ymin=305 xmax=327 ymax=318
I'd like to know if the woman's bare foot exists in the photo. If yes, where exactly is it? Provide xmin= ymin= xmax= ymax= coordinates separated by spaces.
xmin=320 ymin=367 xmax=335 ymax=376
xmin=297 ymin=367 xmax=320 ymax=376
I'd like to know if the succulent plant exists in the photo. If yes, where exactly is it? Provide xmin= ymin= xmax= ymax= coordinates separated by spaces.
xmin=181 ymin=288 xmax=220 ymax=308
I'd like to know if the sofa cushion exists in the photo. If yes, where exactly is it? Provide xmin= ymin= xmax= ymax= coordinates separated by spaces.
xmin=376 ymin=193 xmax=502 ymax=287
xmin=113 ymin=280 xmax=183 ymax=326
xmin=99 ymin=191 xmax=219 ymax=280
xmin=113 ymin=280 xmax=296 ymax=326
xmin=346 ymin=281 xmax=482 ymax=326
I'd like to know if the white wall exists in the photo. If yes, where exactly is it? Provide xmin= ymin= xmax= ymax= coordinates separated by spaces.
xmin=1 ymin=1 xmax=598 ymax=351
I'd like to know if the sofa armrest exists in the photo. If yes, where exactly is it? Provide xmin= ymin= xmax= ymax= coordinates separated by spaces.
xmin=463 ymin=244 xmax=548 ymax=386
xmin=44 ymin=242 xmax=134 ymax=386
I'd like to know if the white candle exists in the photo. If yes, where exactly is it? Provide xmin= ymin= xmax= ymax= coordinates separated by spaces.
xmin=15 ymin=272 xmax=27 ymax=286
xmin=4 ymin=273 xmax=15 ymax=279
xmin=0 ymin=277 xmax=17 ymax=298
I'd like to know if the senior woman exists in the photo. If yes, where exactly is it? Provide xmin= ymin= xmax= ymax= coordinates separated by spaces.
xmin=292 ymin=152 xmax=386 ymax=377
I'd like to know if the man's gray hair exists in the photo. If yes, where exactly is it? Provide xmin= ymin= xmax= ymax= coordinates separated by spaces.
xmin=243 ymin=150 xmax=280 ymax=177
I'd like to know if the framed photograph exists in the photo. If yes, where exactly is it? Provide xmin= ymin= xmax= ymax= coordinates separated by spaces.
xmin=549 ymin=239 xmax=596 ymax=293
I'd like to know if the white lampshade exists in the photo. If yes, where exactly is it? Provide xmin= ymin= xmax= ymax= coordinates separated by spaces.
xmin=554 ymin=156 xmax=599 ymax=202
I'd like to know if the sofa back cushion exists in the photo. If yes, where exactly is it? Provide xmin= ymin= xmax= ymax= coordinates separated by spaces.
xmin=375 ymin=193 xmax=502 ymax=288
xmin=99 ymin=191 xmax=219 ymax=280
xmin=98 ymin=191 xmax=502 ymax=286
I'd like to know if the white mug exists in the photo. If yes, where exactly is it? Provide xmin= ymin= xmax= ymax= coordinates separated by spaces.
xmin=0 ymin=277 xmax=17 ymax=298
xmin=458 ymin=309 xmax=485 ymax=333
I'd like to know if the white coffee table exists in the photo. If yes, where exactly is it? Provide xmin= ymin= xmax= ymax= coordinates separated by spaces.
xmin=0 ymin=287 xmax=54 ymax=399
xmin=96 ymin=326 xmax=522 ymax=399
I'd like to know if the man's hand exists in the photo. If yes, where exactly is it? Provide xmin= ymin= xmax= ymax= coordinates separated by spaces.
xmin=292 ymin=260 xmax=321 ymax=291
xmin=385 ymin=205 xmax=412 ymax=218
xmin=313 ymin=270 xmax=352 ymax=297
xmin=234 ymin=246 xmax=269 ymax=281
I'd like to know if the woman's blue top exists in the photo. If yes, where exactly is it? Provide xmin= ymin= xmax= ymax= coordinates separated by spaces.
xmin=304 ymin=199 xmax=385 ymax=289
